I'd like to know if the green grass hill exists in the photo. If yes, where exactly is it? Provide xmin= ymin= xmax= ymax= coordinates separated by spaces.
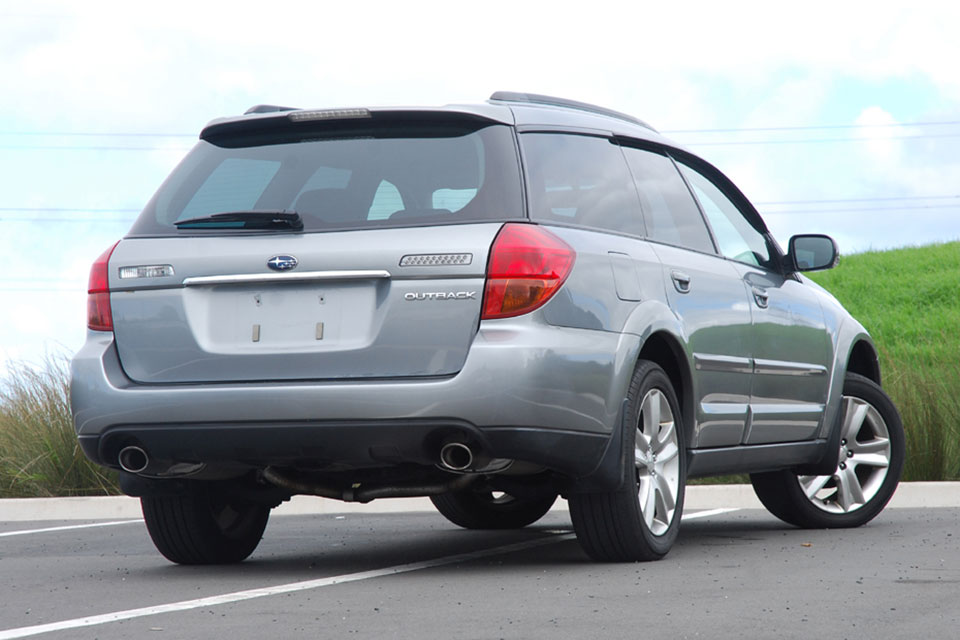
xmin=809 ymin=241 xmax=960 ymax=480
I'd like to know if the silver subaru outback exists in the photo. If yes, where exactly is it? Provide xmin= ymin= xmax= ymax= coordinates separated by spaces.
xmin=71 ymin=92 xmax=904 ymax=564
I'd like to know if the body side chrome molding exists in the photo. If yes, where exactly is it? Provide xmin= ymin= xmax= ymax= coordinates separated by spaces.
xmin=753 ymin=358 xmax=828 ymax=377
xmin=694 ymin=353 xmax=828 ymax=377
xmin=693 ymin=353 xmax=753 ymax=375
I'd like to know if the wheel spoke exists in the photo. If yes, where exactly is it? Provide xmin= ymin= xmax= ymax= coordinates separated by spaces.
xmin=643 ymin=477 xmax=658 ymax=529
xmin=634 ymin=440 xmax=649 ymax=468
xmin=655 ymin=473 xmax=677 ymax=513
xmin=642 ymin=390 xmax=662 ymax=440
xmin=841 ymin=398 xmax=869 ymax=442
xmin=854 ymin=453 xmax=890 ymax=469
xmin=836 ymin=467 xmax=866 ymax=511
xmin=799 ymin=474 xmax=832 ymax=500
xmin=852 ymin=438 xmax=890 ymax=456
xmin=654 ymin=417 xmax=676 ymax=452
xmin=656 ymin=440 xmax=680 ymax=464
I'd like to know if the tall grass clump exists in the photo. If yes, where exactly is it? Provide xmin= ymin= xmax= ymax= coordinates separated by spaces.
xmin=810 ymin=241 xmax=960 ymax=481
xmin=0 ymin=357 xmax=118 ymax=497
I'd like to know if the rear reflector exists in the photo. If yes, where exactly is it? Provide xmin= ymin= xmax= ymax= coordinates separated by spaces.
xmin=87 ymin=241 xmax=120 ymax=331
xmin=119 ymin=265 xmax=175 ymax=279
xmin=482 ymin=224 xmax=575 ymax=320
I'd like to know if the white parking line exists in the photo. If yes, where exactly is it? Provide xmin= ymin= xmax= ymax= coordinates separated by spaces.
xmin=0 ymin=508 xmax=739 ymax=638
xmin=0 ymin=520 xmax=143 ymax=538
xmin=0 ymin=533 xmax=576 ymax=640
xmin=682 ymin=507 xmax=739 ymax=521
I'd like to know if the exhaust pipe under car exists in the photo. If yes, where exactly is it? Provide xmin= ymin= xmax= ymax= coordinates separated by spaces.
xmin=439 ymin=442 xmax=474 ymax=471
xmin=118 ymin=445 xmax=150 ymax=474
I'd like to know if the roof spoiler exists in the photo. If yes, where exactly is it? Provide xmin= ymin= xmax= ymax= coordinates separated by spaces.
xmin=244 ymin=104 xmax=298 ymax=115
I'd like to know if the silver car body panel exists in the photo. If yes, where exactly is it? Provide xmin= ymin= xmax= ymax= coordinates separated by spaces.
xmin=109 ymin=224 xmax=500 ymax=383
xmin=71 ymin=97 xmax=883 ymax=486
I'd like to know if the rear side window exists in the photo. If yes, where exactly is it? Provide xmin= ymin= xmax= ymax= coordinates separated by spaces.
xmin=520 ymin=133 xmax=645 ymax=237
xmin=621 ymin=146 xmax=715 ymax=254
xmin=129 ymin=121 xmax=523 ymax=235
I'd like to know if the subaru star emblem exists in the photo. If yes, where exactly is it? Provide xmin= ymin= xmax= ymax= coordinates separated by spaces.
xmin=267 ymin=255 xmax=298 ymax=271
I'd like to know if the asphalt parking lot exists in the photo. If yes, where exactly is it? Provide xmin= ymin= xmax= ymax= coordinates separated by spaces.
xmin=1 ymin=489 xmax=957 ymax=640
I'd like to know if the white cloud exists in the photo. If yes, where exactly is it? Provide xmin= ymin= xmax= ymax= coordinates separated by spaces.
xmin=1 ymin=0 xmax=959 ymax=368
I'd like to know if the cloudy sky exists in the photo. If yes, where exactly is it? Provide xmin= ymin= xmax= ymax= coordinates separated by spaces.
xmin=2 ymin=0 xmax=959 ymax=368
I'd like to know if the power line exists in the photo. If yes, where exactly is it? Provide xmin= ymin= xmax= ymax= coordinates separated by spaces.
xmin=0 ymin=131 xmax=194 ymax=137
xmin=686 ymin=133 xmax=960 ymax=146
xmin=4 ymin=132 xmax=958 ymax=152
xmin=0 ymin=145 xmax=192 ymax=151
xmin=755 ymin=195 xmax=960 ymax=205
xmin=760 ymin=203 xmax=960 ymax=215
xmin=4 ymin=195 xmax=958 ymax=215
xmin=0 ymin=207 xmax=140 ymax=213
xmin=4 ymin=119 xmax=959 ymax=138
xmin=663 ymin=120 xmax=960 ymax=134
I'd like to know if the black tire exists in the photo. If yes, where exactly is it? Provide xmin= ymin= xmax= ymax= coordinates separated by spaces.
xmin=569 ymin=360 xmax=686 ymax=562
xmin=751 ymin=373 xmax=904 ymax=529
xmin=431 ymin=487 xmax=558 ymax=529
xmin=141 ymin=483 xmax=270 ymax=564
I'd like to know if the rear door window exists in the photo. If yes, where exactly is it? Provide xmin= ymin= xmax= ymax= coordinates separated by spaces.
xmin=620 ymin=146 xmax=715 ymax=254
xmin=677 ymin=162 xmax=773 ymax=268
xmin=520 ymin=133 xmax=645 ymax=237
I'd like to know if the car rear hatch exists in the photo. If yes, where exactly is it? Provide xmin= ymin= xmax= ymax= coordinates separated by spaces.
xmin=109 ymin=108 xmax=523 ymax=383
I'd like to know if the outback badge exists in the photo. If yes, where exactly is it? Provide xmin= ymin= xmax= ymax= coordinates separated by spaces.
xmin=266 ymin=255 xmax=298 ymax=271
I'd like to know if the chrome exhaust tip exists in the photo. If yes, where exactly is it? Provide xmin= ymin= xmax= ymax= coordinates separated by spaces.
xmin=439 ymin=442 xmax=474 ymax=471
xmin=118 ymin=446 xmax=150 ymax=474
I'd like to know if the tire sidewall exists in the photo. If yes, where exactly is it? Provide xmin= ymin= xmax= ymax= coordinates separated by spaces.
xmin=620 ymin=362 xmax=687 ymax=556
xmin=781 ymin=373 xmax=905 ymax=528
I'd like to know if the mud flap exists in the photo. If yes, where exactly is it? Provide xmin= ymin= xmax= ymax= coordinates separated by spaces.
xmin=568 ymin=399 xmax=630 ymax=494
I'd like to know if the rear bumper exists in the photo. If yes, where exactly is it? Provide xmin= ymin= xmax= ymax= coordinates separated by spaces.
xmin=71 ymin=321 xmax=640 ymax=479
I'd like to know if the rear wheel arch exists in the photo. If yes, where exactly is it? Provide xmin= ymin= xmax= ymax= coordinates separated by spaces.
xmin=638 ymin=331 xmax=694 ymax=445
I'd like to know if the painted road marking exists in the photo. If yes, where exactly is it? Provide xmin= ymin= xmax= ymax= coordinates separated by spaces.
xmin=0 ymin=508 xmax=739 ymax=638
xmin=0 ymin=533 xmax=576 ymax=640
xmin=0 ymin=520 xmax=143 ymax=538
xmin=681 ymin=507 xmax=739 ymax=520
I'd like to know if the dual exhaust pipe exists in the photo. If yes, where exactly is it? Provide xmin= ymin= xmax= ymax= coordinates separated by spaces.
xmin=120 ymin=441 xmax=505 ymax=476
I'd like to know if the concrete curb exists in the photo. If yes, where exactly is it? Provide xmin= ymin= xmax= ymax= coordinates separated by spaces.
xmin=1 ymin=482 xmax=955 ymax=522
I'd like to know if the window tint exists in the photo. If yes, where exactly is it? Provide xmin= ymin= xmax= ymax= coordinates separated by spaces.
xmin=130 ymin=122 xmax=523 ymax=235
xmin=620 ymin=147 xmax=714 ymax=254
xmin=368 ymin=180 xmax=403 ymax=220
xmin=521 ymin=133 xmax=644 ymax=236
xmin=179 ymin=159 xmax=281 ymax=220
xmin=678 ymin=163 xmax=771 ymax=267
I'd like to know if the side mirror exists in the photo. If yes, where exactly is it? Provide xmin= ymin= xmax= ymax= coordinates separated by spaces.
xmin=787 ymin=234 xmax=839 ymax=272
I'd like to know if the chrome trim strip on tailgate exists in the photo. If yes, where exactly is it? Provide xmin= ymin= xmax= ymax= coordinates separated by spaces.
xmin=182 ymin=270 xmax=392 ymax=286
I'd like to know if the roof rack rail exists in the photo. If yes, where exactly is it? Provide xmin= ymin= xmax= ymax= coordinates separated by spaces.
xmin=489 ymin=91 xmax=656 ymax=132
xmin=244 ymin=104 xmax=298 ymax=115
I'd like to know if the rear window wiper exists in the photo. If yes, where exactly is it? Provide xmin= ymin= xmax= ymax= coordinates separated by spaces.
xmin=174 ymin=210 xmax=304 ymax=230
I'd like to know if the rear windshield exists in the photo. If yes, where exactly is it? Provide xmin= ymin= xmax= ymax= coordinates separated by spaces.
xmin=128 ymin=120 xmax=523 ymax=236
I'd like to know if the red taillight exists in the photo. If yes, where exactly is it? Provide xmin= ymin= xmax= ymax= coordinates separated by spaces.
xmin=482 ymin=224 xmax=576 ymax=320
xmin=87 ymin=241 xmax=120 ymax=331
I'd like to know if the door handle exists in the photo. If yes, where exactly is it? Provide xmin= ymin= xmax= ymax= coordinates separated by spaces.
xmin=752 ymin=286 xmax=769 ymax=309
xmin=671 ymin=270 xmax=691 ymax=293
